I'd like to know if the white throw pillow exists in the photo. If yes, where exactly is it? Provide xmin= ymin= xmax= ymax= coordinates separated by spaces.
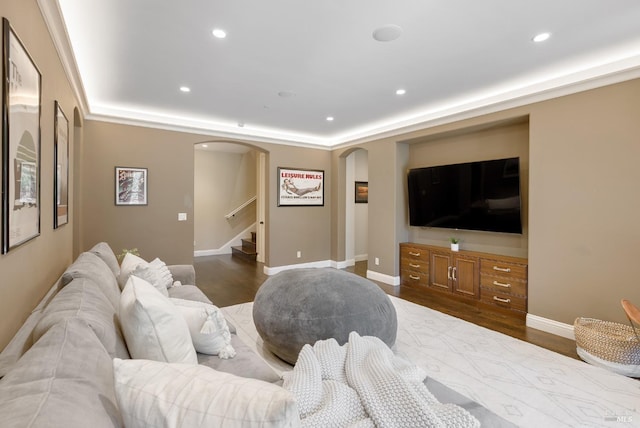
xmin=113 ymin=358 xmax=301 ymax=428
xmin=171 ymin=298 xmax=235 ymax=358
xmin=119 ymin=276 xmax=197 ymax=364
xmin=131 ymin=258 xmax=173 ymax=297
xmin=117 ymin=252 xmax=147 ymax=290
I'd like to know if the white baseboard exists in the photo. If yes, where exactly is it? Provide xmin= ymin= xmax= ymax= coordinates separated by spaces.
xmin=262 ymin=260 xmax=399 ymax=287
xmin=366 ymin=270 xmax=400 ymax=286
xmin=194 ymin=223 xmax=256 ymax=257
xmin=332 ymin=259 xmax=355 ymax=269
xmin=263 ymin=260 xmax=332 ymax=276
xmin=526 ymin=314 xmax=575 ymax=340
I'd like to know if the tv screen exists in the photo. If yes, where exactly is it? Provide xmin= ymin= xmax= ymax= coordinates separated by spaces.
xmin=407 ymin=157 xmax=522 ymax=234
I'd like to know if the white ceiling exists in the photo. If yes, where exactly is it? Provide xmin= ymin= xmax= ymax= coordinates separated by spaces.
xmin=48 ymin=0 xmax=640 ymax=148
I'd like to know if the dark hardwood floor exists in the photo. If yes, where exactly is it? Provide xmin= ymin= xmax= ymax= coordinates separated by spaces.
xmin=194 ymin=254 xmax=579 ymax=360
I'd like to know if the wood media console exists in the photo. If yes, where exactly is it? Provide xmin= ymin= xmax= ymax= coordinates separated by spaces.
xmin=400 ymin=243 xmax=528 ymax=318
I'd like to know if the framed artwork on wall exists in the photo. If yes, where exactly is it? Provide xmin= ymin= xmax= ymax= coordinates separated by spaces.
xmin=115 ymin=167 xmax=147 ymax=206
xmin=277 ymin=167 xmax=324 ymax=206
xmin=53 ymin=101 xmax=69 ymax=228
xmin=2 ymin=18 xmax=42 ymax=254
xmin=355 ymin=181 xmax=368 ymax=203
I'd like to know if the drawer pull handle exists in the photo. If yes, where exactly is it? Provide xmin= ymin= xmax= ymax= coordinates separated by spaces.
xmin=409 ymin=251 xmax=421 ymax=257
xmin=493 ymin=266 xmax=511 ymax=273
xmin=447 ymin=266 xmax=452 ymax=280
xmin=409 ymin=274 xmax=420 ymax=280
xmin=409 ymin=263 xmax=420 ymax=268
xmin=452 ymin=267 xmax=457 ymax=281
xmin=493 ymin=296 xmax=511 ymax=304
xmin=493 ymin=280 xmax=511 ymax=288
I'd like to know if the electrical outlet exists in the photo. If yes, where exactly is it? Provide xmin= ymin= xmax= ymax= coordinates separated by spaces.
xmin=375 ymin=257 xmax=380 ymax=266
xmin=297 ymin=251 xmax=301 ymax=258
xmin=178 ymin=213 xmax=187 ymax=221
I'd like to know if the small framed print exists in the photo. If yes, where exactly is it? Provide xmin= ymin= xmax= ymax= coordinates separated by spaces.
xmin=115 ymin=167 xmax=147 ymax=206
xmin=278 ymin=167 xmax=324 ymax=206
xmin=355 ymin=181 xmax=368 ymax=203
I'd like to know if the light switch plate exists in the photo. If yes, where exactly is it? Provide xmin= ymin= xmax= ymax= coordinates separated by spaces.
xmin=178 ymin=213 xmax=187 ymax=221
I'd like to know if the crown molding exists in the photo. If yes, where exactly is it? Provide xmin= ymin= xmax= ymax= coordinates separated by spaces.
xmin=38 ymin=0 xmax=90 ymax=116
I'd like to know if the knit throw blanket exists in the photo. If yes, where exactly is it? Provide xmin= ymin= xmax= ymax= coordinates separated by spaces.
xmin=282 ymin=332 xmax=480 ymax=428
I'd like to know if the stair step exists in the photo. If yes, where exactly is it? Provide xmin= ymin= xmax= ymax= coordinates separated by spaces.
xmin=231 ymin=245 xmax=257 ymax=262
xmin=241 ymin=238 xmax=256 ymax=252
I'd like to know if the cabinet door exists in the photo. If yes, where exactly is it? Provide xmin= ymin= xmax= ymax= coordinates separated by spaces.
xmin=452 ymin=255 xmax=479 ymax=297
xmin=430 ymin=252 xmax=452 ymax=291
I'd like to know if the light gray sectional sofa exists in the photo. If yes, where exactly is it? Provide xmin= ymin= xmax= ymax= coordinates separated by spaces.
xmin=0 ymin=243 xmax=283 ymax=428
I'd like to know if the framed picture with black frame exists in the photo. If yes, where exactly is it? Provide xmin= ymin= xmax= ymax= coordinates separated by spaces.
xmin=53 ymin=101 xmax=69 ymax=228
xmin=277 ymin=167 xmax=324 ymax=206
xmin=2 ymin=18 xmax=42 ymax=253
xmin=115 ymin=167 xmax=148 ymax=206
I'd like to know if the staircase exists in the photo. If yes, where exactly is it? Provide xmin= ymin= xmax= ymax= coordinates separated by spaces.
xmin=231 ymin=232 xmax=257 ymax=262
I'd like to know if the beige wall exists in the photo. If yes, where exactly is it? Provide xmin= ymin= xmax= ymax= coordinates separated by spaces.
xmin=266 ymin=146 xmax=332 ymax=267
xmin=81 ymin=121 xmax=199 ymax=264
xmin=0 ymin=0 xmax=80 ymax=349
xmin=353 ymin=149 xmax=368 ymax=259
xmin=194 ymin=149 xmax=256 ymax=251
xmin=527 ymin=80 xmax=640 ymax=325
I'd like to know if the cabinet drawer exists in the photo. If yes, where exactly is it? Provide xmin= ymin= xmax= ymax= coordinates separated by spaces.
xmin=401 ymin=258 xmax=428 ymax=274
xmin=480 ymin=276 xmax=527 ymax=296
xmin=481 ymin=290 xmax=527 ymax=312
xmin=480 ymin=260 xmax=527 ymax=280
xmin=401 ymin=270 xmax=428 ymax=288
xmin=400 ymin=245 xmax=429 ymax=263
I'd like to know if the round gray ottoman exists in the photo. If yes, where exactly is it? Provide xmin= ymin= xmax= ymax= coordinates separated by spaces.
xmin=253 ymin=268 xmax=397 ymax=364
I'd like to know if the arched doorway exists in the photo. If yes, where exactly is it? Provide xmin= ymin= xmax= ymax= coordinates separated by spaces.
xmin=193 ymin=141 xmax=267 ymax=263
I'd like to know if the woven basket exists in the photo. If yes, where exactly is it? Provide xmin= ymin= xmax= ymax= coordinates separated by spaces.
xmin=574 ymin=317 xmax=640 ymax=365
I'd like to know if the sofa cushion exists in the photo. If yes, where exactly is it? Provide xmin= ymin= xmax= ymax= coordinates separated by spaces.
xmin=166 ymin=264 xmax=196 ymax=286
xmin=0 ymin=309 xmax=43 ymax=379
xmin=61 ymin=252 xmax=120 ymax=310
xmin=32 ymin=277 xmax=130 ymax=359
xmin=197 ymin=334 xmax=281 ymax=383
xmin=89 ymin=242 xmax=121 ymax=277
xmin=0 ymin=318 xmax=123 ymax=428
xmin=171 ymin=298 xmax=235 ymax=357
xmin=113 ymin=358 xmax=300 ymax=428
xmin=167 ymin=283 xmax=210 ymax=303
xmin=119 ymin=276 xmax=197 ymax=364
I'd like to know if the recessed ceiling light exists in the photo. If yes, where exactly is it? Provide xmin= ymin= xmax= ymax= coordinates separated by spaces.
xmin=396 ymin=89 xmax=406 ymax=95
xmin=372 ymin=25 xmax=403 ymax=42
xmin=212 ymin=28 xmax=227 ymax=39
xmin=326 ymin=116 xmax=334 ymax=122
xmin=237 ymin=121 xmax=245 ymax=128
xmin=278 ymin=90 xmax=295 ymax=98
xmin=532 ymin=32 xmax=551 ymax=43
xmin=179 ymin=86 xmax=191 ymax=93
xmin=202 ymin=144 xmax=208 ymax=148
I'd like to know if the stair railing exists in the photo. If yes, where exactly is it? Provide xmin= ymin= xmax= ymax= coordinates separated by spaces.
xmin=225 ymin=196 xmax=257 ymax=219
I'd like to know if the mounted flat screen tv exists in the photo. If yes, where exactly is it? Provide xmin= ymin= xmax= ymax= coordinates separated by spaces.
xmin=407 ymin=157 xmax=522 ymax=234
